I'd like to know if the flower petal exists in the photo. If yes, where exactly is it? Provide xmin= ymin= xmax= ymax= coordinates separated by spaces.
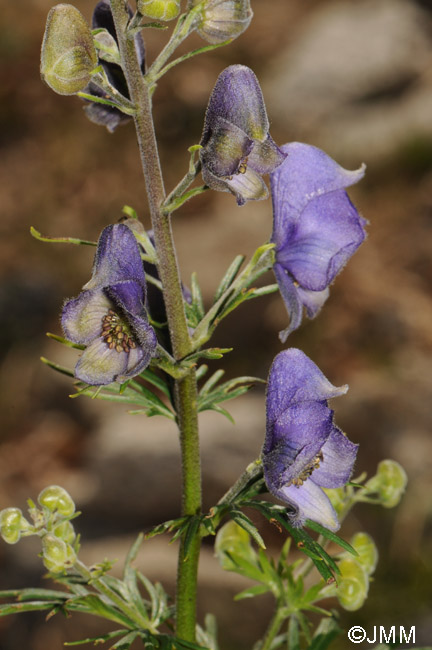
xmin=75 ymin=337 xmax=128 ymax=385
xmin=117 ymin=333 xmax=156 ymax=382
xmin=225 ymin=166 xmax=268 ymax=205
xmin=270 ymin=142 xmax=366 ymax=248
xmin=265 ymin=349 xmax=348 ymax=428
xmin=200 ymin=117 xmax=253 ymax=178
xmin=85 ymin=224 xmax=146 ymax=292
xmin=273 ymin=263 xmax=304 ymax=343
xmin=248 ymin=134 xmax=286 ymax=174
xmin=295 ymin=285 xmax=329 ymax=319
xmin=62 ymin=290 xmax=111 ymax=344
xmin=312 ymin=427 xmax=358 ymax=488
xmin=263 ymin=401 xmax=332 ymax=490
xmin=276 ymin=190 xmax=366 ymax=291
xmin=201 ymin=65 xmax=270 ymax=146
xmin=278 ymin=479 xmax=340 ymax=531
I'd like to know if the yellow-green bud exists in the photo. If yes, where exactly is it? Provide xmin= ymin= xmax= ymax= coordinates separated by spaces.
xmin=42 ymin=534 xmax=76 ymax=573
xmin=54 ymin=520 xmax=76 ymax=545
xmin=337 ymin=558 xmax=369 ymax=611
xmin=38 ymin=485 xmax=75 ymax=517
xmin=190 ymin=0 xmax=253 ymax=44
xmin=137 ymin=0 xmax=181 ymax=21
xmin=215 ymin=520 xmax=257 ymax=571
xmin=0 ymin=508 xmax=29 ymax=545
xmin=365 ymin=459 xmax=408 ymax=508
xmin=40 ymin=4 xmax=98 ymax=95
xmin=350 ymin=532 xmax=378 ymax=576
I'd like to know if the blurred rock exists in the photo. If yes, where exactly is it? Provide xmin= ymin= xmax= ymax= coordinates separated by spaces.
xmin=264 ymin=0 xmax=432 ymax=163
xmin=81 ymin=394 xmax=265 ymax=529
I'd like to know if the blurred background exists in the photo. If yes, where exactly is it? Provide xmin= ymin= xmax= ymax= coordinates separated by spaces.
xmin=1 ymin=0 xmax=432 ymax=647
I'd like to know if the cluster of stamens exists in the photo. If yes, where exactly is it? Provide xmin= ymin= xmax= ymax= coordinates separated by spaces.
xmin=291 ymin=451 xmax=324 ymax=488
xmin=101 ymin=309 xmax=136 ymax=354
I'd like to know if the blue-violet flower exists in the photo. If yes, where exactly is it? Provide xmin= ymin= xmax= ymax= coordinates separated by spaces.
xmin=62 ymin=223 xmax=157 ymax=385
xmin=270 ymin=142 xmax=367 ymax=341
xmin=262 ymin=348 xmax=358 ymax=531
xmin=200 ymin=65 xmax=286 ymax=206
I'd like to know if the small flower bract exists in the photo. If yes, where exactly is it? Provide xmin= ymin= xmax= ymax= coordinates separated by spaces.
xmin=262 ymin=348 xmax=358 ymax=531
xmin=270 ymin=142 xmax=367 ymax=341
xmin=200 ymin=65 xmax=286 ymax=205
xmin=62 ymin=223 xmax=157 ymax=385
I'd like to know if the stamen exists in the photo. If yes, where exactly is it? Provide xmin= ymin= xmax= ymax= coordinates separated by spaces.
xmin=291 ymin=452 xmax=323 ymax=488
xmin=100 ymin=310 xmax=137 ymax=354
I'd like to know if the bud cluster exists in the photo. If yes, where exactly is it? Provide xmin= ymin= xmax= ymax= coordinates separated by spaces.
xmin=0 ymin=485 xmax=78 ymax=574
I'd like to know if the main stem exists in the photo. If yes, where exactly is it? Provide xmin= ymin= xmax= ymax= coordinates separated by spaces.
xmin=109 ymin=2 xmax=201 ymax=641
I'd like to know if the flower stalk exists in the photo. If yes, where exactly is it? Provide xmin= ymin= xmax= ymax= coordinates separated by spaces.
xmin=109 ymin=0 xmax=202 ymax=640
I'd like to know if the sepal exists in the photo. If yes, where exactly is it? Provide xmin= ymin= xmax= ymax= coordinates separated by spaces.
xmin=41 ymin=4 xmax=98 ymax=95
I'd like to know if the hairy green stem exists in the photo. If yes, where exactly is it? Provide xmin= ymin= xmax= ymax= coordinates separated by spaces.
xmin=260 ymin=605 xmax=285 ymax=650
xmin=109 ymin=1 xmax=202 ymax=641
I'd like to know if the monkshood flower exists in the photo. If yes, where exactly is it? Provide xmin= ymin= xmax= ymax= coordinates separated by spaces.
xmin=262 ymin=349 xmax=358 ymax=531
xmin=62 ymin=224 xmax=157 ymax=385
xmin=200 ymin=65 xmax=286 ymax=206
xmin=83 ymin=0 xmax=146 ymax=132
xmin=270 ymin=142 xmax=367 ymax=342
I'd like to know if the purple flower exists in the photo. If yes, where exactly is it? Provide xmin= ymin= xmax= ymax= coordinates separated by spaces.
xmin=200 ymin=65 xmax=286 ymax=206
xmin=270 ymin=143 xmax=367 ymax=342
xmin=62 ymin=223 xmax=157 ymax=385
xmin=83 ymin=0 xmax=146 ymax=132
xmin=262 ymin=349 xmax=358 ymax=531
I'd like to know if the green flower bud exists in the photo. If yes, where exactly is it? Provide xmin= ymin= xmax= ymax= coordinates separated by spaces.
xmin=215 ymin=520 xmax=257 ymax=571
xmin=337 ymin=558 xmax=369 ymax=611
xmin=38 ymin=485 xmax=75 ymax=517
xmin=350 ymin=532 xmax=378 ymax=576
xmin=323 ymin=486 xmax=346 ymax=517
xmin=42 ymin=534 xmax=76 ymax=573
xmin=190 ymin=0 xmax=253 ymax=44
xmin=93 ymin=29 xmax=120 ymax=66
xmin=0 ymin=508 xmax=29 ymax=545
xmin=53 ymin=520 xmax=76 ymax=545
xmin=40 ymin=4 xmax=98 ymax=95
xmin=365 ymin=459 xmax=407 ymax=508
xmin=137 ymin=0 xmax=181 ymax=21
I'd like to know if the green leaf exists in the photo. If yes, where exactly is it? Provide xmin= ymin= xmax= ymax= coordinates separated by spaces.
xmin=145 ymin=516 xmax=188 ymax=540
xmin=46 ymin=332 xmax=85 ymax=350
xmin=230 ymin=510 xmax=266 ymax=549
xmin=214 ymin=255 xmax=245 ymax=302
xmin=135 ymin=370 xmax=171 ymax=398
xmin=110 ymin=631 xmax=140 ymax=649
xmin=30 ymin=226 xmax=96 ymax=246
xmin=190 ymin=271 xmax=205 ymax=320
xmin=199 ymin=369 xmax=225 ymax=395
xmin=64 ymin=630 xmax=126 ymax=646
xmin=0 ymin=600 xmax=64 ymax=616
xmin=245 ymin=502 xmax=338 ymax=583
xmin=68 ymin=594 xmax=136 ymax=628
xmin=308 ymin=617 xmax=342 ymax=650
xmin=182 ymin=516 xmax=201 ymax=561
xmin=305 ymin=520 xmax=358 ymax=556
xmin=41 ymin=357 xmax=74 ymax=377
xmin=233 ymin=584 xmax=270 ymax=601
xmin=183 ymin=348 xmax=233 ymax=365
xmin=0 ymin=588 xmax=70 ymax=601
xmin=288 ymin=616 xmax=301 ymax=650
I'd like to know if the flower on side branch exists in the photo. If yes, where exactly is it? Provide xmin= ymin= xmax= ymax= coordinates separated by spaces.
xmin=262 ymin=348 xmax=358 ymax=531
xmin=200 ymin=65 xmax=286 ymax=205
xmin=270 ymin=143 xmax=366 ymax=341
xmin=62 ymin=223 xmax=157 ymax=385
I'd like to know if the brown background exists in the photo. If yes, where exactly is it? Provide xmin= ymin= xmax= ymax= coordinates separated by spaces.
xmin=0 ymin=0 xmax=432 ymax=648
